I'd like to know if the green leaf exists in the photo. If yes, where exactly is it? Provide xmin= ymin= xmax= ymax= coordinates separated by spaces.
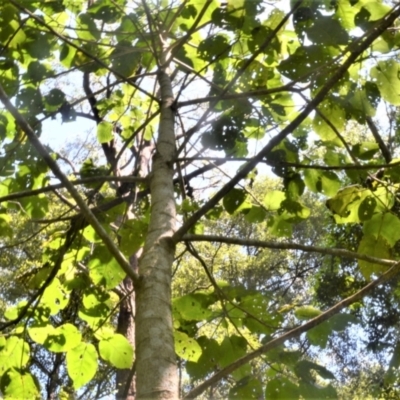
xmin=0 ymin=337 xmax=30 ymax=374
xmin=347 ymin=89 xmax=376 ymax=120
xmin=66 ymin=342 xmax=98 ymax=389
xmin=119 ymin=219 xmax=147 ymax=257
xmin=241 ymin=293 xmax=283 ymax=335
xmin=223 ymin=188 xmax=250 ymax=214
xmin=88 ymin=0 xmax=122 ymax=22
xmin=352 ymin=142 xmax=380 ymax=160
xmin=307 ymin=16 xmax=349 ymax=45
xmin=307 ymin=320 xmax=331 ymax=348
xmin=387 ymin=158 xmax=400 ymax=182
xmin=77 ymin=13 xmax=100 ymax=41
xmin=299 ymin=381 xmax=337 ymax=399
xmin=0 ymin=60 xmax=19 ymax=97
xmin=370 ymin=60 xmax=400 ymax=106
xmin=358 ymin=235 xmax=391 ymax=279
xmin=278 ymin=45 xmax=334 ymax=82
xmin=111 ymin=41 xmax=141 ymax=77
xmin=41 ymin=277 xmax=71 ymax=315
xmin=285 ymin=172 xmax=305 ymax=200
xmin=307 ymin=314 xmax=357 ymax=348
xmin=295 ymin=359 xmax=336 ymax=382
xmin=280 ymin=199 xmax=310 ymax=222
xmin=45 ymin=88 xmax=66 ymax=106
xmin=44 ymin=323 xmax=82 ymax=353
xmin=313 ymin=100 xmax=345 ymax=144
xmin=88 ymin=245 xmax=125 ymax=289
xmin=174 ymin=331 xmax=202 ymax=362
xmin=173 ymin=293 xmax=214 ymax=321
xmin=219 ymin=335 xmax=250 ymax=380
xmin=97 ymin=121 xmax=113 ymax=143
xmin=229 ymin=377 xmax=263 ymax=399
xmin=294 ymin=306 xmax=322 ymax=320
xmin=360 ymin=2 xmax=391 ymax=22
xmin=268 ymin=215 xmax=292 ymax=237
xmin=99 ymin=334 xmax=133 ymax=368
xmin=264 ymin=190 xmax=285 ymax=210
xmin=186 ymin=337 xmax=221 ymax=380
xmin=16 ymin=87 xmax=44 ymax=116
xmin=326 ymin=186 xmax=369 ymax=223
xmin=363 ymin=212 xmax=400 ymax=247
xmin=28 ymin=323 xmax=53 ymax=345
xmin=59 ymin=43 xmax=77 ymax=68
xmin=358 ymin=195 xmax=377 ymax=222
xmin=0 ymin=211 xmax=12 ymax=238
xmin=0 ymin=369 xmax=40 ymax=400
xmin=266 ymin=377 xmax=300 ymax=399
xmin=198 ymin=34 xmax=230 ymax=60
xmin=243 ymin=205 xmax=267 ymax=223
xmin=304 ymin=169 xmax=341 ymax=197
xmin=23 ymin=30 xmax=53 ymax=59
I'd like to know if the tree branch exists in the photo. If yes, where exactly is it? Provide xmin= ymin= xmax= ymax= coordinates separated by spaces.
xmin=0 ymin=84 xmax=140 ymax=285
xmin=182 ymin=234 xmax=397 ymax=268
xmin=366 ymin=116 xmax=392 ymax=163
xmin=184 ymin=260 xmax=400 ymax=398
xmin=0 ymin=176 xmax=146 ymax=204
xmin=173 ymin=4 xmax=400 ymax=242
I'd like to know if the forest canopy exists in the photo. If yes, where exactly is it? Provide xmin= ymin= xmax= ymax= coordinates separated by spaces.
xmin=1 ymin=0 xmax=400 ymax=399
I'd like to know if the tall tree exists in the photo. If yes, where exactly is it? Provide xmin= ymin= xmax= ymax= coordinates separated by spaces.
xmin=1 ymin=0 xmax=400 ymax=399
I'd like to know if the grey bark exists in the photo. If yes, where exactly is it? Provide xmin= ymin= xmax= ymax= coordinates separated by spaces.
xmin=135 ymin=66 xmax=179 ymax=399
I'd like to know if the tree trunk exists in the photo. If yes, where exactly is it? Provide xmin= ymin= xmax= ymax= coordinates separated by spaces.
xmin=135 ymin=65 xmax=178 ymax=398
xmin=116 ymin=257 xmax=137 ymax=399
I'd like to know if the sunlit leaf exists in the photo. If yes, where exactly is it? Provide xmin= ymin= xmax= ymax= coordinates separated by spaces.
xmin=66 ymin=342 xmax=98 ymax=389
xmin=99 ymin=334 xmax=134 ymax=368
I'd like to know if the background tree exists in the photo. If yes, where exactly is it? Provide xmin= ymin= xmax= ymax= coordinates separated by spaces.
xmin=1 ymin=0 xmax=400 ymax=399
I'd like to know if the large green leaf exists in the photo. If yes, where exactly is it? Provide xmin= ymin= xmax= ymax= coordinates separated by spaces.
xmin=223 ymin=188 xmax=251 ymax=214
xmin=66 ymin=342 xmax=98 ymax=389
xmin=88 ymin=245 xmax=125 ymax=289
xmin=371 ymin=60 xmax=400 ymax=106
xmin=294 ymin=306 xmax=321 ymax=321
xmin=173 ymin=293 xmax=214 ymax=321
xmin=326 ymin=186 xmax=370 ymax=223
xmin=304 ymin=169 xmax=341 ymax=196
xmin=0 ymin=337 xmax=30 ymax=374
xmin=41 ymin=277 xmax=71 ymax=315
xmin=363 ymin=212 xmax=400 ymax=247
xmin=266 ymin=377 xmax=300 ymax=399
xmin=307 ymin=314 xmax=357 ymax=348
xmin=97 ymin=121 xmax=113 ymax=143
xmin=358 ymin=234 xmax=391 ymax=279
xmin=0 ymin=369 xmax=40 ymax=400
xmin=99 ymin=334 xmax=134 ymax=368
xmin=44 ymin=323 xmax=82 ymax=353
xmin=229 ymin=377 xmax=263 ymax=399
xmin=186 ymin=337 xmax=221 ymax=380
xmin=264 ymin=190 xmax=285 ymax=210
xmin=174 ymin=331 xmax=202 ymax=362
xmin=307 ymin=15 xmax=349 ymax=45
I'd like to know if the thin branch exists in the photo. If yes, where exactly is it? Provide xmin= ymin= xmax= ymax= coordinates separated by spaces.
xmin=178 ymin=157 xmax=400 ymax=171
xmin=0 ymin=176 xmax=146 ymax=204
xmin=182 ymin=234 xmax=397 ymax=268
xmin=184 ymin=260 xmax=400 ymax=398
xmin=0 ymin=84 xmax=140 ymax=285
xmin=366 ymin=116 xmax=392 ymax=163
xmin=176 ymin=84 xmax=304 ymax=108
